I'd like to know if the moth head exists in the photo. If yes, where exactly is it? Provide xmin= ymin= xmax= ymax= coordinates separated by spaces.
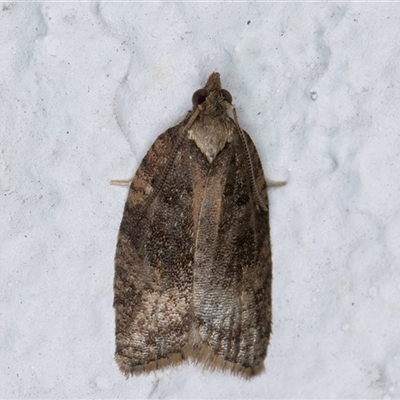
xmin=192 ymin=72 xmax=233 ymax=116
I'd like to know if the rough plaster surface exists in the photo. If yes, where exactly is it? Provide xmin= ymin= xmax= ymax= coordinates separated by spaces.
xmin=1 ymin=2 xmax=400 ymax=398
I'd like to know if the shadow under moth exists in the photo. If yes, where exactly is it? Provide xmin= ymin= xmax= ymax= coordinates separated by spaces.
xmin=113 ymin=72 xmax=281 ymax=378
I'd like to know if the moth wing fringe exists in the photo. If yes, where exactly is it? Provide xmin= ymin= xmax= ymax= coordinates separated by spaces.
xmin=115 ymin=351 xmax=186 ymax=377
xmin=115 ymin=344 xmax=265 ymax=379
xmin=183 ymin=344 xmax=265 ymax=379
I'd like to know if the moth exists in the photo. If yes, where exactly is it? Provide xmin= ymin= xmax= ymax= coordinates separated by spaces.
xmin=113 ymin=72 xmax=279 ymax=378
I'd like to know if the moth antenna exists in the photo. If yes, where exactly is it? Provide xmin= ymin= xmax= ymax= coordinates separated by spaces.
xmin=231 ymin=105 xmax=269 ymax=212
xmin=186 ymin=105 xmax=202 ymax=130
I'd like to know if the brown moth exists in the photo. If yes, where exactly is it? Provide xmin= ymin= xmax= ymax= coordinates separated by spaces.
xmin=113 ymin=72 xmax=275 ymax=378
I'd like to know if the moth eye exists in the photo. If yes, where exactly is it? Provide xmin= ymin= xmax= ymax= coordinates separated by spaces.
xmin=221 ymin=89 xmax=232 ymax=104
xmin=192 ymin=89 xmax=209 ymax=107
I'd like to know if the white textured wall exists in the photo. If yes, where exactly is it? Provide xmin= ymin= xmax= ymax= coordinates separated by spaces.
xmin=1 ymin=2 xmax=400 ymax=398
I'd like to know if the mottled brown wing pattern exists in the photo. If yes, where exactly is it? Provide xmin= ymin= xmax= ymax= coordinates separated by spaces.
xmin=114 ymin=72 xmax=274 ymax=378
xmin=189 ymin=126 xmax=271 ymax=377
xmin=114 ymin=124 xmax=196 ymax=374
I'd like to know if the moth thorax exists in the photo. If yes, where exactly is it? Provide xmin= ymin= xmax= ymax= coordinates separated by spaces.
xmin=188 ymin=116 xmax=233 ymax=163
